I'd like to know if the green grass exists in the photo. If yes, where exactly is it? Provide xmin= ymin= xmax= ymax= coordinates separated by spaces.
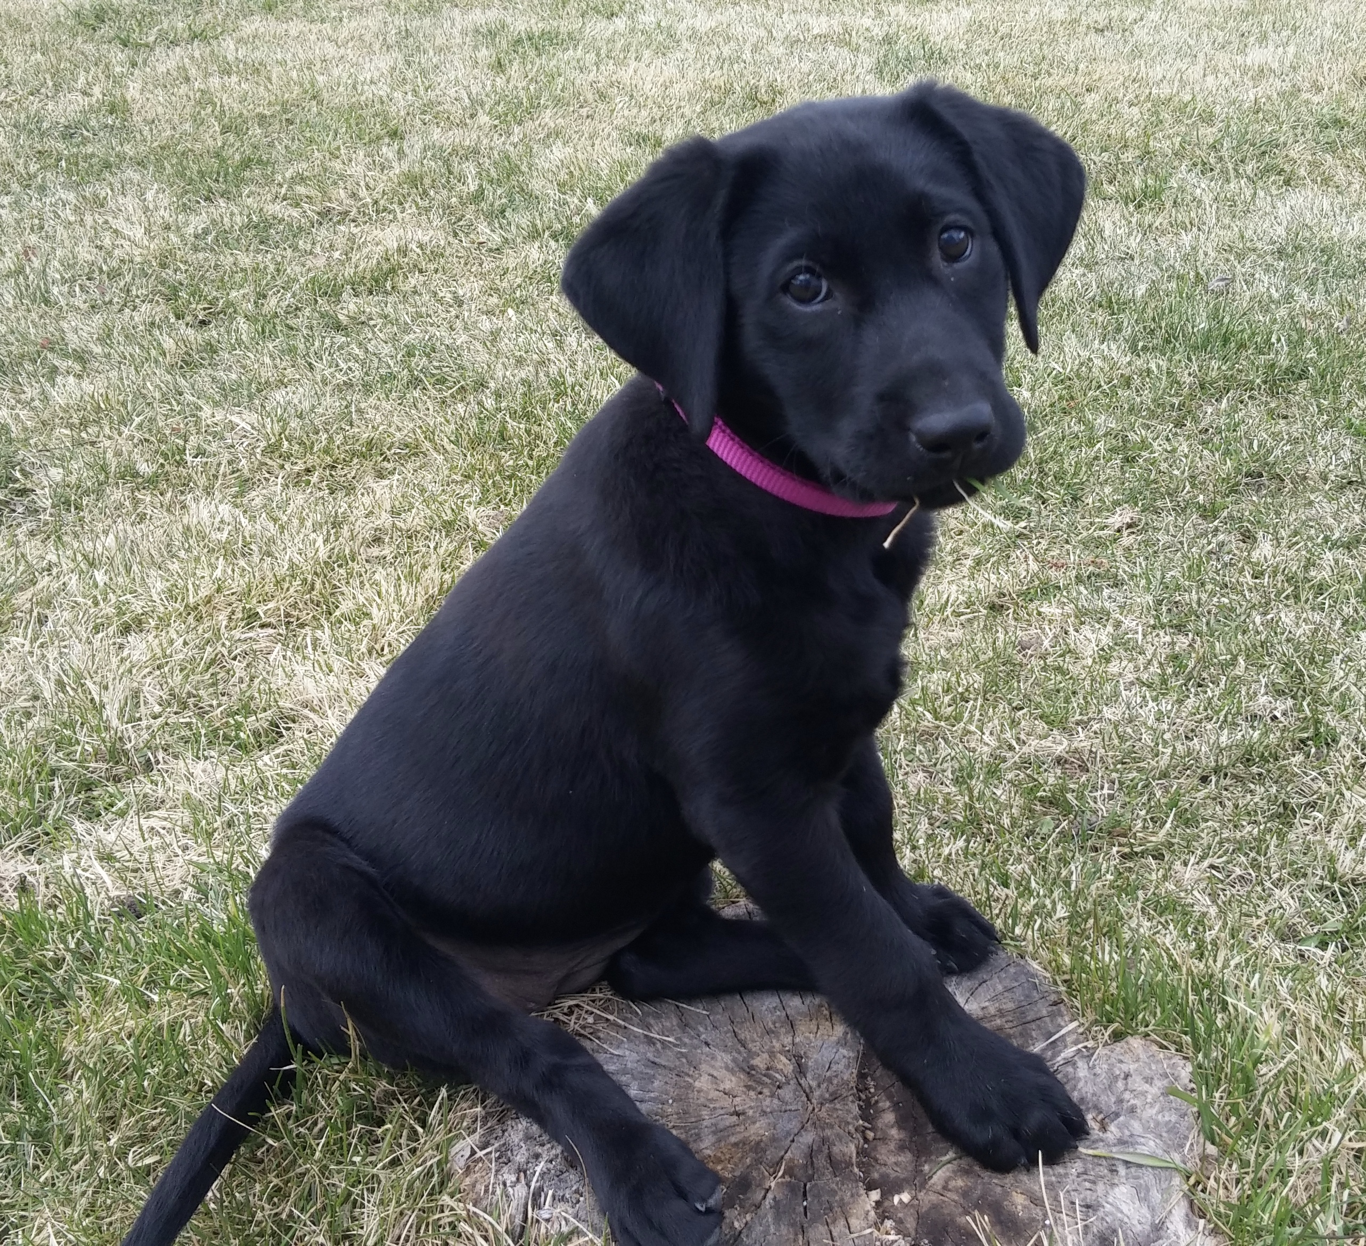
xmin=1 ymin=0 xmax=1363 ymax=1241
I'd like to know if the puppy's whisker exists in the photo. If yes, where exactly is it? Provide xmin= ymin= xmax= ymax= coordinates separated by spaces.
xmin=882 ymin=498 xmax=921 ymax=549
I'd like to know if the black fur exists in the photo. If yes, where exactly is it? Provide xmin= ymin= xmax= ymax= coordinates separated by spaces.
xmin=123 ymin=1011 xmax=296 ymax=1246
xmin=124 ymin=81 xmax=1087 ymax=1246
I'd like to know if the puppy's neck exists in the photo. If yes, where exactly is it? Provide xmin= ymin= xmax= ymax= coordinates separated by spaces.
xmin=715 ymin=386 xmax=824 ymax=488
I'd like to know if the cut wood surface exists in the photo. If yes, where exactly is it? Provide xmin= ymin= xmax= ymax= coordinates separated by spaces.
xmin=457 ymin=946 xmax=1219 ymax=1245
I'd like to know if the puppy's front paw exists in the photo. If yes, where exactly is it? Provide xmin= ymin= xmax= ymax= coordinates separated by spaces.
xmin=914 ymin=1017 xmax=1088 ymax=1171
xmin=592 ymin=1120 xmax=723 ymax=1246
xmin=903 ymin=882 xmax=998 ymax=974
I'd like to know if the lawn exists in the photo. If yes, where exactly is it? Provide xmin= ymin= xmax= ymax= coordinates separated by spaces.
xmin=1 ymin=0 xmax=1363 ymax=1241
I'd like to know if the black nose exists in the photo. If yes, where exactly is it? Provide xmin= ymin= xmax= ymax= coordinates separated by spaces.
xmin=909 ymin=403 xmax=995 ymax=460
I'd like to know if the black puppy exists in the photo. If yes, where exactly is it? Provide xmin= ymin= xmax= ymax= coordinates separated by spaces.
xmin=124 ymin=81 xmax=1087 ymax=1246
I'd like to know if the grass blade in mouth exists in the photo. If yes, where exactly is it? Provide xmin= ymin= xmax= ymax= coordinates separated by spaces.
xmin=952 ymin=477 xmax=1024 ymax=530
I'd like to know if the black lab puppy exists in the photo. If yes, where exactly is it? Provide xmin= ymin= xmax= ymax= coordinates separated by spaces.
xmin=124 ymin=81 xmax=1087 ymax=1246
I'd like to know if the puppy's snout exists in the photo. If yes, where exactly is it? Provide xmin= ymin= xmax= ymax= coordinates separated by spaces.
xmin=909 ymin=403 xmax=995 ymax=460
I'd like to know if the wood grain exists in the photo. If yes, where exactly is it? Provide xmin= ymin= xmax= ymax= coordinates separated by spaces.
xmin=457 ymin=947 xmax=1219 ymax=1245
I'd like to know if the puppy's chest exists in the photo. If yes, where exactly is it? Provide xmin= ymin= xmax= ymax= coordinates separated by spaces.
xmin=778 ymin=571 xmax=909 ymax=728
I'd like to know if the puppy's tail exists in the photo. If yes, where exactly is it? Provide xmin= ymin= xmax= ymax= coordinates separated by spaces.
xmin=122 ymin=1007 xmax=296 ymax=1246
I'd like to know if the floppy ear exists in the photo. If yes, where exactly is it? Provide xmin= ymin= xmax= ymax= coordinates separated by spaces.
xmin=909 ymin=83 xmax=1086 ymax=353
xmin=561 ymin=137 xmax=730 ymax=439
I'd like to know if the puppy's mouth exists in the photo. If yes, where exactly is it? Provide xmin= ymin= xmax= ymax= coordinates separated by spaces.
xmin=912 ymin=477 xmax=990 ymax=510
xmin=824 ymin=467 xmax=991 ymax=511
xmin=809 ymin=387 xmax=1029 ymax=511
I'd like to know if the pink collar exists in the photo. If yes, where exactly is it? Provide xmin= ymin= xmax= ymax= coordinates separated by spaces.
xmin=660 ymin=392 xmax=897 ymax=518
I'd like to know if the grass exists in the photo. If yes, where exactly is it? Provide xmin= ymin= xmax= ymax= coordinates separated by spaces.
xmin=1 ymin=0 xmax=1363 ymax=1240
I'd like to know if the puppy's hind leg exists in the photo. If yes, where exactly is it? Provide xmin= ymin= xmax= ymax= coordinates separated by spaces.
xmin=251 ymin=823 xmax=723 ymax=1246
xmin=840 ymin=739 xmax=1000 ymax=974
xmin=607 ymin=878 xmax=815 ymax=1001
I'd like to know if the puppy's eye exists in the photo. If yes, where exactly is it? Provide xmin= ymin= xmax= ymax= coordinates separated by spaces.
xmin=938 ymin=227 xmax=973 ymax=263
xmin=783 ymin=267 xmax=830 ymax=306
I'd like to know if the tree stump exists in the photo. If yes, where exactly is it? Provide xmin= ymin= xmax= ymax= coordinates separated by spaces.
xmin=455 ymin=949 xmax=1219 ymax=1245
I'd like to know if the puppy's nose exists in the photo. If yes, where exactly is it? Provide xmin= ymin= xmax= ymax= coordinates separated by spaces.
xmin=909 ymin=403 xmax=995 ymax=460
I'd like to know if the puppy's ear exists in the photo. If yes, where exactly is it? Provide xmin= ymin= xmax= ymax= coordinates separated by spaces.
xmin=910 ymin=83 xmax=1086 ymax=353
xmin=561 ymin=137 xmax=729 ymax=439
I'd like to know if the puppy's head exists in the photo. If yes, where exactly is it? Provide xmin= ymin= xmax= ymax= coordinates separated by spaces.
xmin=562 ymin=82 xmax=1085 ymax=509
